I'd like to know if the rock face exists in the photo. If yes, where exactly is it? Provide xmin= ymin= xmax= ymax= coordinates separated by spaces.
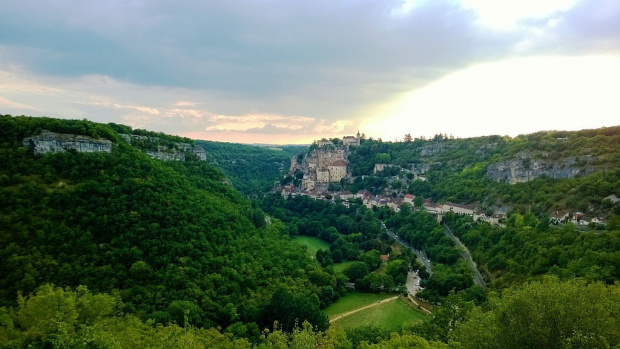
xmin=486 ymin=156 xmax=593 ymax=184
xmin=420 ymin=143 xmax=455 ymax=156
xmin=296 ymin=145 xmax=350 ymax=190
xmin=23 ymin=130 xmax=112 ymax=155
xmin=121 ymin=134 xmax=206 ymax=161
xmin=22 ymin=130 xmax=206 ymax=162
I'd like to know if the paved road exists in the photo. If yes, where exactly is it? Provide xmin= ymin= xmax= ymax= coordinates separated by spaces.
xmin=383 ymin=223 xmax=433 ymax=275
xmin=443 ymin=224 xmax=486 ymax=287
xmin=329 ymin=296 xmax=399 ymax=323
xmin=406 ymin=270 xmax=422 ymax=295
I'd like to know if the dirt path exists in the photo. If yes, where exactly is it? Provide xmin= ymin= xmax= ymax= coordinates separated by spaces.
xmin=329 ymin=296 xmax=399 ymax=323
xmin=407 ymin=294 xmax=432 ymax=315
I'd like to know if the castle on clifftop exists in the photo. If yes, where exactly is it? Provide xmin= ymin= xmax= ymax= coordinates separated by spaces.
xmin=289 ymin=132 xmax=361 ymax=191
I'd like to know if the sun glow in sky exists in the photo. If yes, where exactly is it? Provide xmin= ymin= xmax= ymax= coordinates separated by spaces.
xmin=363 ymin=55 xmax=620 ymax=140
xmin=0 ymin=0 xmax=619 ymax=143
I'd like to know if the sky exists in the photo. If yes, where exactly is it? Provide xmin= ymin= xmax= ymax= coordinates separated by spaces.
xmin=1 ymin=0 xmax=619 ymax=144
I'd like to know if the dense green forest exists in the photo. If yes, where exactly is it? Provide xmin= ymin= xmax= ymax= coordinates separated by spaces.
xmin=196 ymin=141 xmax=306 ymax=196
xmin=0 ymin=115 xmax=332 ymax=340
xmin=379 ymin=206 xmax=482 ymax=303
xmin=260 ymin=194 xmax=418 ymax=292
xmin=442 ymin=211 xmax=620 ymax=288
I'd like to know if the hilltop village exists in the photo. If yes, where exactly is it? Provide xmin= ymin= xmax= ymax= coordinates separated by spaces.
xmin=277 ymin=134 xmax=612 ymax=227
xmin=276 ymin=133 xmax=508 ymax=224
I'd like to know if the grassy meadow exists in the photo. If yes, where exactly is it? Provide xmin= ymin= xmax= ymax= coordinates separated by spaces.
xmin=323 ymin=292 xmax=395 ymax=317
xmin=333 ymin=260 xmax=356 ymax=275
xmin=292 ymin=236 xmax=330 ymax=257
xmin=329 ymin=297 xmax=427 ymax=331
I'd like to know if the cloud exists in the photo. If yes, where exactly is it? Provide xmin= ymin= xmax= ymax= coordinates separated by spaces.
xmin=0 ymin=96 xmax=38 ymax=111
xmin=205 ymin=114 xmax=316 ymax=132
xmin=1 ymin=0 xmax=619 ymax=143
xmin=363 ymin=54 xmax=620 ymax=140
xmin=314 ymin=120 xmax=354 ymax=134
xmin=78 ymin=100 xmax=160 ymax=115
xmin=0 ymin=1 xmax=512 ymax=99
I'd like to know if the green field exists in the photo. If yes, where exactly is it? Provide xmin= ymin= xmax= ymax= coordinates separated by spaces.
xmin=292 ymin=236 xmax=330 ymax=257
xmin=333 ymin=261 xmax=356 ymax=275
xmin=330 ymin=298 xmax=427 ymax=331
xmin=324 ymin=292 xmax=395 ymax=317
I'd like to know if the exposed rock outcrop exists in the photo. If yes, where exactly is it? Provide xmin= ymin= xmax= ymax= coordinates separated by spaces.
xmin=121 ymin=134 xmax=206 ymax=161
xmin=419 ymin=143 xmax=455 ymax=156
xmin=294 ymin=144 xmax=350 ymax=190
xmin=22 ymin=130 xmax=206 ymax=162
xmin=23 ymin=130 xmax=112 ymax=155
xmin=486 ymin=156 xmax=593 ymax=184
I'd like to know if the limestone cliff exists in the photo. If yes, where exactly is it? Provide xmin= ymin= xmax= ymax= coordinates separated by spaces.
xmin=419 ymin=143 xmax=455 ymax=156
xmin=22 ymin=130 xmax=206 ymax=162
xmin=294 ymin=144 xmax=350 ymax=190
xmin=23 ymin=130 xmax=112 ymax=155
xmin=120 ymin=134 xmax=206 ymax=161
xmin=486 ymin=155 xmax=594 ymax=184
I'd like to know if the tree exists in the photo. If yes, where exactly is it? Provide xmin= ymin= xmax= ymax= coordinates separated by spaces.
xmin=344 ymin=262 xmax=369 ymax=281
xmin=0 ymin=284 xmax=253 ymax=348
xmin=316 ymin=249 xmax=333 ymax=267
xmin=360 ymin=250 xmax=381 ymax=271
xmin=414 ymin=195 xmax=424 ymax=208
xmin=455 ymin=278 xmax=620 ymax=348
xmin=386 ymin=259 xmax=408 ymax=282
xmin=260 ymin=288 xmax=329 ymax=332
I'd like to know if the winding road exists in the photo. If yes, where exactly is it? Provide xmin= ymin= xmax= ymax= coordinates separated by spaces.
xmin=383 ymin=224 xmax=433 ymax=275
xmin=442 ymin=224 xmax=486 ymax=287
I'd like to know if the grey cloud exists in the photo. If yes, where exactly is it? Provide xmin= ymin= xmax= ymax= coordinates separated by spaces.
xmin=551 ymin=0 xmax=620 ymax=52
xmin=1 ymin=0 xmax=618 ymax=132
xmin=242 ymin=123 xmax=305 ymax=135
xmin=0 ymin=1 xmax=513 ymax=94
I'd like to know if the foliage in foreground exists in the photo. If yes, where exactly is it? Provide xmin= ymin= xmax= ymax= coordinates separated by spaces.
xmin=3 ymin=278 xmax=619 ymax=348
xmin=0 ymin=285 xmax=445 ymax=349
xmin=454 ymin=277 xmax=620 ymax=348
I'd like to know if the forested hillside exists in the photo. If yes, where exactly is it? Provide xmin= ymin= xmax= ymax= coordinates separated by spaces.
xmin=196 ymin=141 xmax=306 ymax=196
xmin=348 ymin=128 xmax=619 ymax=217
xmin=0 ymin=115 xmax=334 ymax=341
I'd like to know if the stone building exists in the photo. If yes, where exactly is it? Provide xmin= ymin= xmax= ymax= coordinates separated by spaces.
xmin=317 ymin=168 xmax=330 ymax=182
xmin=343 ymin=131 xmax=361 ymax=147
xmin=328 ymin=159 xmax=347 ymax=182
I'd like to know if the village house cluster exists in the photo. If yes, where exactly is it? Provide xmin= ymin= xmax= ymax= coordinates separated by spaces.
xmin=550 ymin=210 xmax=608 ymax=226
xmin=279 ymin=184 xmax=508 ymax=225
xmin=280 ymin=134 xmax=611 ymax=228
